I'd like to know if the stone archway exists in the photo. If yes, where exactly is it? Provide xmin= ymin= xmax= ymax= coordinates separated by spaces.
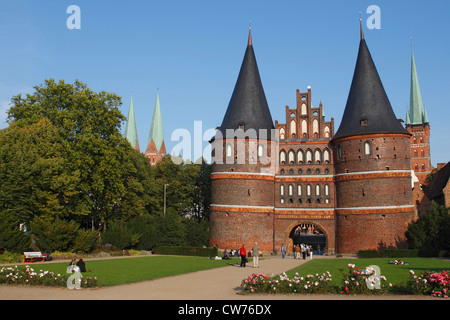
xmin=287 ymin=222 xmax=327 ymax=255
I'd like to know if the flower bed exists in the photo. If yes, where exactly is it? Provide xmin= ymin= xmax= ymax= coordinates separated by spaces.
xmin=0 ymin=265 xmax=98 ymax=288
xmin=406 ymin=270 xmax=449 ymax=298
xmin=241 ymin=271 xmax=334 ymax=295
xmin=241 ymin=264 xmax=449 ymax=298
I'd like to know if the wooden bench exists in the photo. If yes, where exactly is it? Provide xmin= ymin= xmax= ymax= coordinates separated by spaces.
xmin=23 ymin=252 xmax=46 ymax=263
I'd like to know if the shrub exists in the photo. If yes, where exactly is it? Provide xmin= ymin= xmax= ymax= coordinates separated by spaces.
xmin=0 ymin=211 xmax=31 ymax=253
xmin=31 ymin=217 xmax=79 ymax=252
xmin=153 ymin=246 xmax=217 ymax=257
xmin=0 ymin=252 xmax=22 ymax=264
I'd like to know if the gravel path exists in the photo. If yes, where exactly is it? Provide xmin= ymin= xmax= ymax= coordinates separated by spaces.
xmin=0 ymin=256 xmax=437 ymax=300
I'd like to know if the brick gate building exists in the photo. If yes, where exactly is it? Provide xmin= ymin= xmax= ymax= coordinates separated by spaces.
xmin=209 ymin=24 xmax=418 ymax=255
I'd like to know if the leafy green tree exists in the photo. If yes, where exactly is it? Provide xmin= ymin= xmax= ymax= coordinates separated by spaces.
xmin=406 ymin=201 xmax=450 ymax=255
xmin=6 ymin=79 xmax=140 ymax=228
xmin=0 ymin=118 xmax=79 ymax=224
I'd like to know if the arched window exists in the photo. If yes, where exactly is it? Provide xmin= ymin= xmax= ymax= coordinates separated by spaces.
xmin=325 ymin=184 xmax=330 ymax=196
xmin=337 ymin=145 xmax=342 ymax=159
xmin=258 ymin=144 xmax=264 ymax=157
xmin=301 ymin=103 xmax=307 ymax=115
xmin=288 ymin=185 xmax=293 ymax=196
xmin=297 ymin=185 xmax=302 ymax=196
xmin=290 ymin=120 xmax=296 ymax=136
xmin=226 ymin=144 xmax=233 ymax=157
xmin=323 ymin=149 xmax=330 ymax=163
xmin=324 ymin=126 xmax=330 ymax=138
xmin=314 ymin=149 xmax=321 ymax=164
xmin=288 ymin=150 xmax=295 ymax=164
xmin=315 ymin=185 xmax=320 ymax=196
xmin=280 ymin=150 xmax=286 ymax=164
xmin=297 ymin=150 xmax=304 ymax=164
xmin=301 ymin=120 xmax=307 ymax=137
xmin=280 ymin=185 xmax=285 ymax=196
xmin=306 ymin=185 xmax=311 ymax=196
xmin=364 ymin=141 xmax=372 ymax=156
xmin=280 ymin=128 xmax=285 ymax=140
xmin=313 ymin=119 xmax=319 ymax=137
xmin=306 ymin=150 xmax=312 ymax=164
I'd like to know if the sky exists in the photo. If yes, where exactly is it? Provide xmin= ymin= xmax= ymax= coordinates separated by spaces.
xmin=1 ymin=0 xmax=449 ymax=166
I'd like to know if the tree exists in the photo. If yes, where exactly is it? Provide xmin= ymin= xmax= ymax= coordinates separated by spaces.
xmin=0 ymin=118 xmax=79 ymax=224
xmin=406 ymin=201 xmax=450 ymax=255
xmin=6 ymin=79 xmax=140 ymax=228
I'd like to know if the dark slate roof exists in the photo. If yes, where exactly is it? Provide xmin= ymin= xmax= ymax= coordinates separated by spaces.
xmin=333 ymin=38 xmax=410 ymax=141
xmin=216 ymin=31 xmax=274 ymax=140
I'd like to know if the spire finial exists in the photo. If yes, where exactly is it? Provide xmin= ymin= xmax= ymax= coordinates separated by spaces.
xmin=410 ymin=36 xmax=413 ymax=49
xmin=248 ymin=20 xmax=253 ymax=46
xmin=359 ymin=17 xmax=364 ymax=40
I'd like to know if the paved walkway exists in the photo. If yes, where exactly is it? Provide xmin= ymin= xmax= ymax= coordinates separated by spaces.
xmin=0 ymin=255 xmax=437 ymax=300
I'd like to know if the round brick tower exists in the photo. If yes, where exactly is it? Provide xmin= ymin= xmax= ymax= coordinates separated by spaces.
xmin=209 ymin=29 xmax=276 ymax=253
xmin=331 ymin=22 xmax=416 ymax=254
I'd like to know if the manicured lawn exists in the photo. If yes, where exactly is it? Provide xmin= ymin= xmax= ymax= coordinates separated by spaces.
xmin=15 ymin=256 xmax=234 ymax=286
xmin=285 ymin=257 xmax=450 ymax=286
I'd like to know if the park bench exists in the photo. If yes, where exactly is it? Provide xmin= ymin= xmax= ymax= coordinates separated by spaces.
xmin=23 ymin=251 xmax=47 ymax=263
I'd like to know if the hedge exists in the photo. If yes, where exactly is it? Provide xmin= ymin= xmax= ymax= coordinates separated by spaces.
xmin=153 ymin=246 xmax=218 ymax=257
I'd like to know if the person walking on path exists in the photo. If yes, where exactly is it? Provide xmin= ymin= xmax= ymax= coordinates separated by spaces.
xmin=280 ymin=244 xmax=286 ymax=259
xmin=252 ymin=242 xmax=260 ymax=268
xmin=295 ymin=245 xmax=301 ymax=259
xmin=239 ymin=244 xmax=247 ymax=267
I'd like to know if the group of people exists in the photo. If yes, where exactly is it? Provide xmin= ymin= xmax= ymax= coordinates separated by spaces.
xmin=233 ymin=243 xmax=260 ymax=268
xmin=68 ymin=258 xmax=87 ymax=272
xmin=294 ymin=244 xmax=313 ymax=259
xmin=279 ymin=243 xmax=313 ymax=259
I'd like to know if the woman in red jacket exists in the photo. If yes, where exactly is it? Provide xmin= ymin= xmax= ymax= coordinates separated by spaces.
xmin=239 ymin=244 xmax=247 ymax=267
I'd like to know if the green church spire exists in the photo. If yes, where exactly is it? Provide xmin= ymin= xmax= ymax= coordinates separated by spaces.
xmin=125 ymin=95 xmax=140 ymax=152
xmin=147 ymin=91 xmax=164 ymax=152
xmin=409 ymin=49 xmax=428 ymax=125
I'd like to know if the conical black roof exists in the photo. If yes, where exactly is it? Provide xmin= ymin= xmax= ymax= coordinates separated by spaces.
xmin=333 ymin=35 xmax=409 ymax=141
xmin=217 ymin=30 xmax=274 ymax=140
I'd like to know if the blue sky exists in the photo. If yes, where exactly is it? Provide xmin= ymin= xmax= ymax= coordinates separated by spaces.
xmin=1 ymin=0 xmax=449 ymax=165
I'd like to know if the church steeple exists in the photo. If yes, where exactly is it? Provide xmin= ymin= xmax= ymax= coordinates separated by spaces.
xmin=406 ymin=48 xmax=429 ymax=125
xmin=333 ymin=21 xmax=409 ymax=140
xmin=217 ymin=28 xmax=274 ymax=140
xmin=125 ymin=95 xmax=140 ymax=152
xmin=145 ymin=91 xmax=166 ymax=164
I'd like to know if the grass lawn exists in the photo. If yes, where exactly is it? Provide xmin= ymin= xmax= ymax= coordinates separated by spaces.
xmin=285 ymin=257 xmax=450 ymax=286
xmin=16 ymin=256 xmax=234 ymax=286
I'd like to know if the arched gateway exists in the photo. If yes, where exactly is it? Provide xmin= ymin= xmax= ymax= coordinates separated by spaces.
xmin=290 ymin=223 xmax=327 ymax=255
